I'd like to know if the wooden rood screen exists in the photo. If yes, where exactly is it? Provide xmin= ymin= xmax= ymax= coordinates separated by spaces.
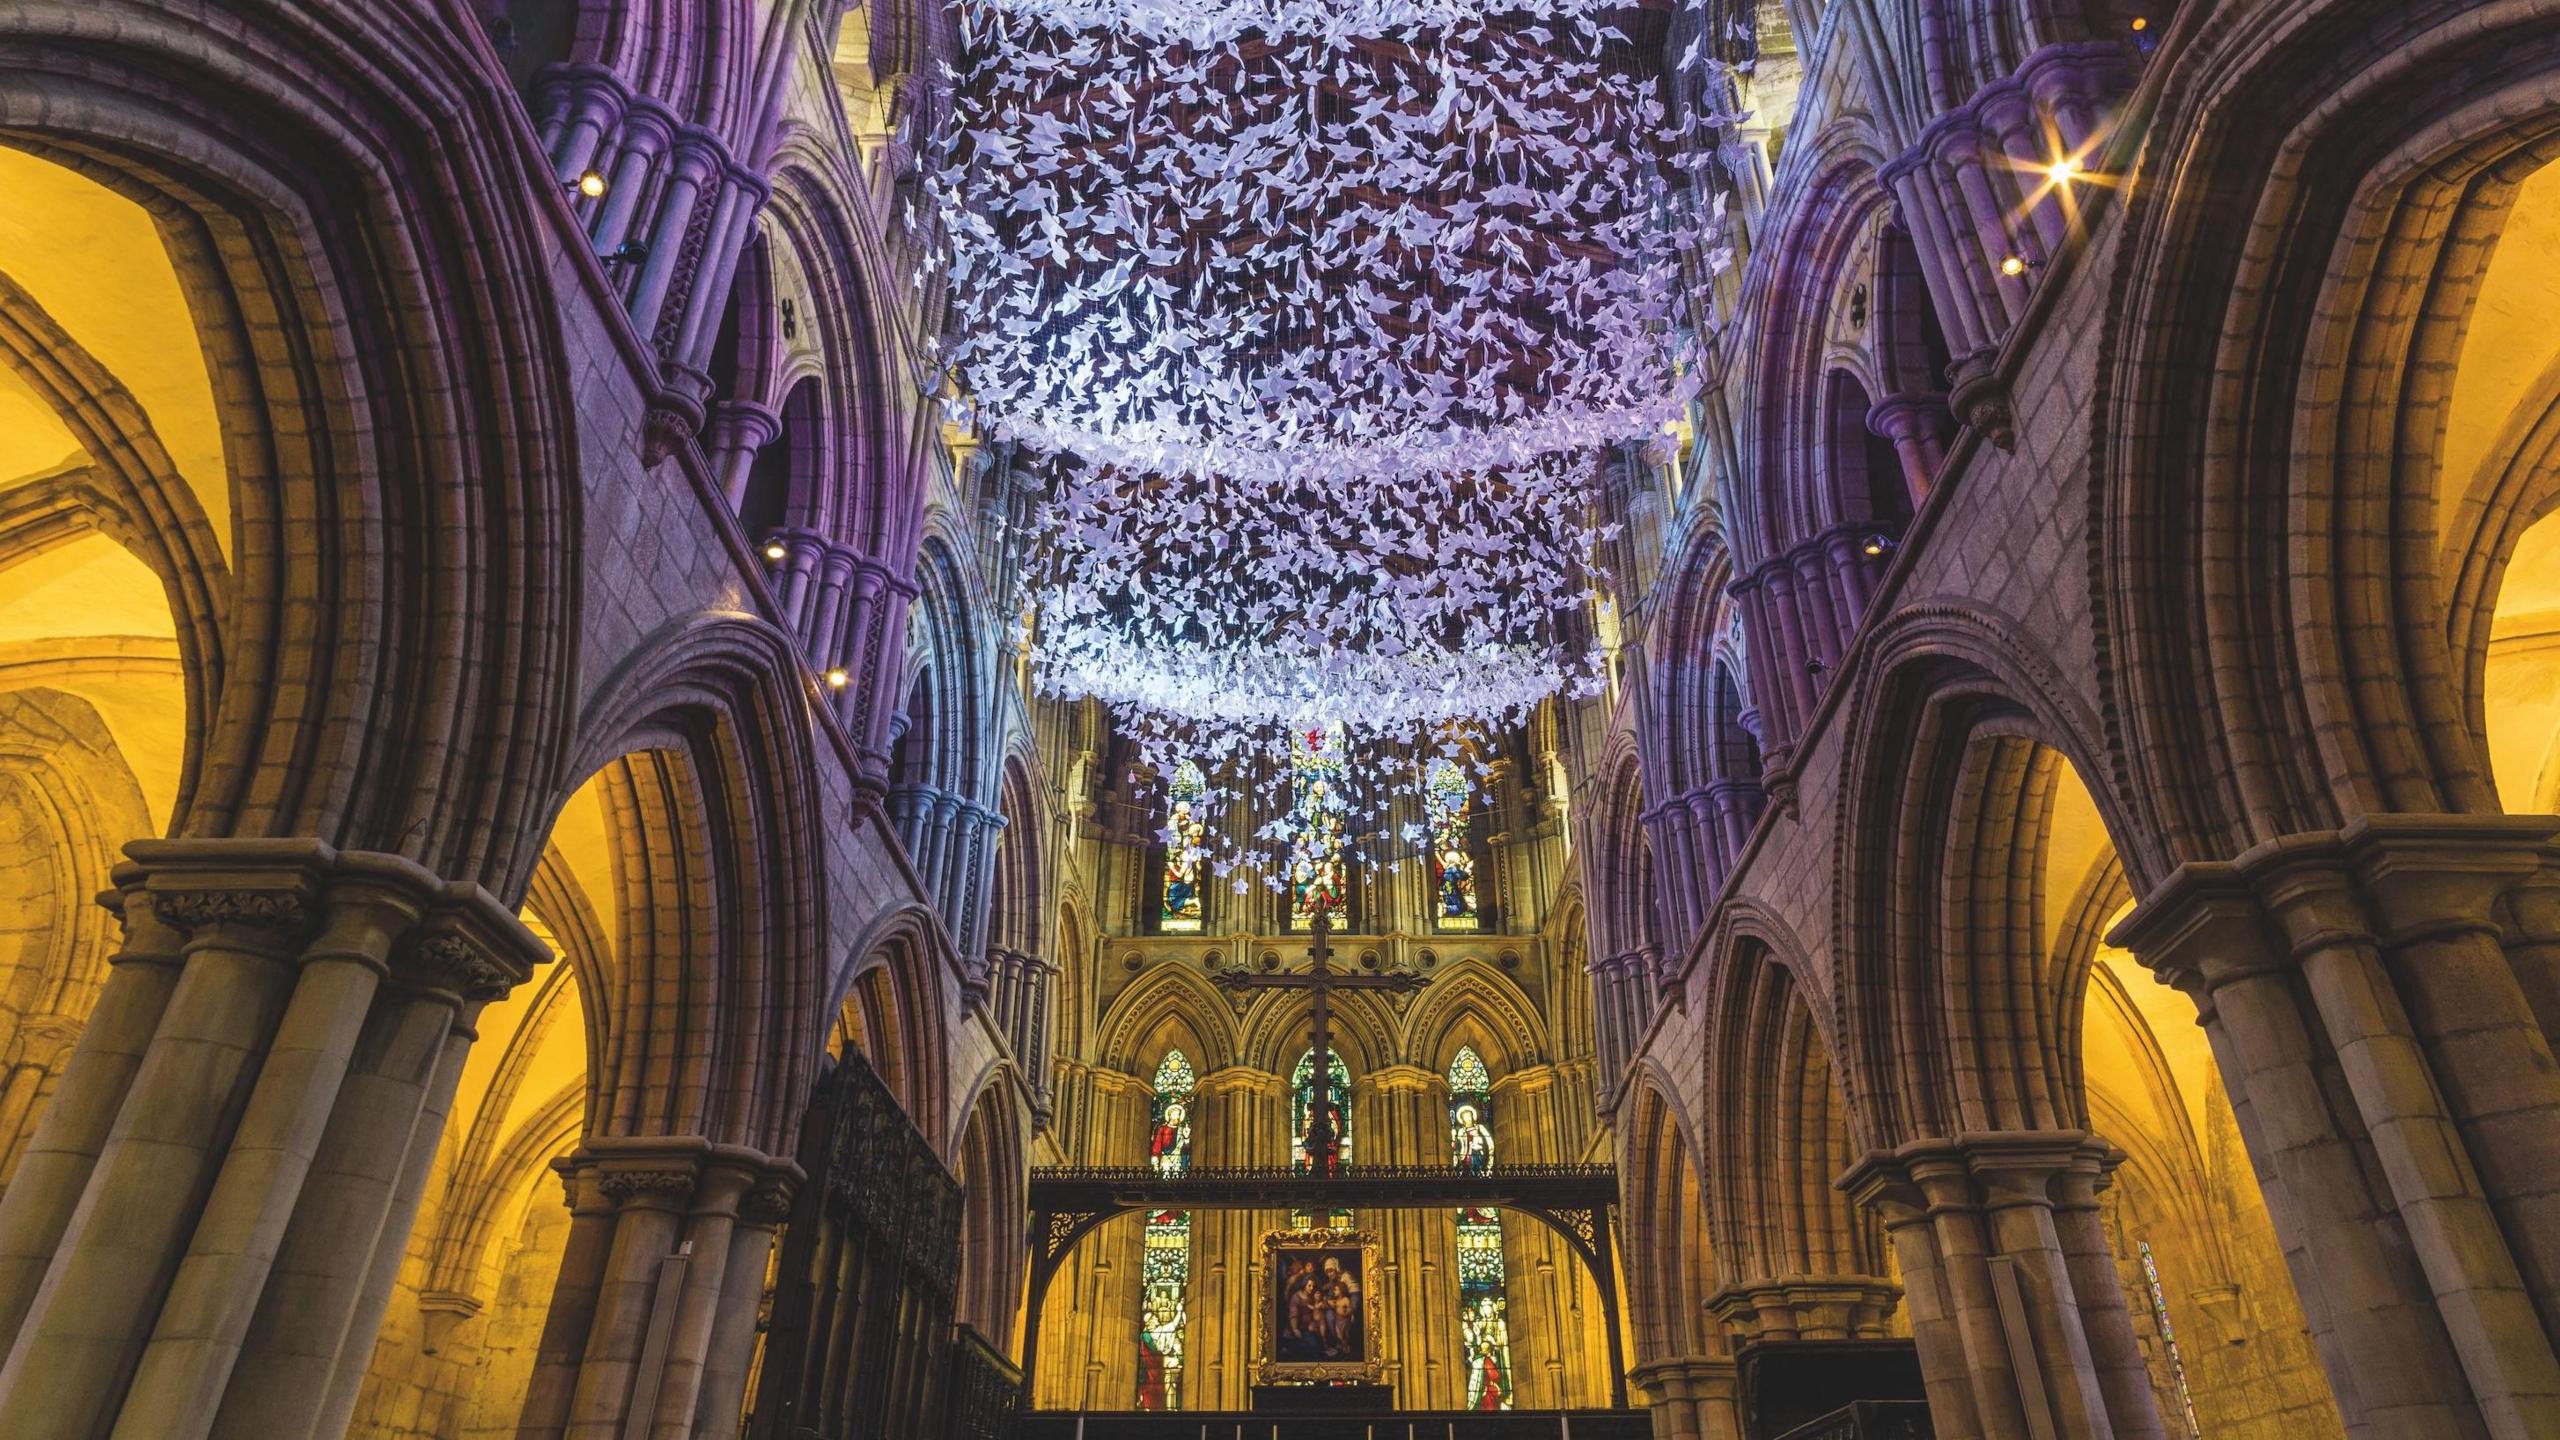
xmin=751 ymin=1050 xmax=995 ymax=1440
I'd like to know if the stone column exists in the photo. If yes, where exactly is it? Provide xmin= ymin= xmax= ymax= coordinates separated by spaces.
xmin=690 ymin=1173 xmax=795 ymax=1440
xmin=517 ymin=1163 xmax=622 ymax=1440
xmin=0 ymin=839 xmax=541 ymax=1440
xmin=1493 ymin=1065 xmax=1613 ymax=1409
xmin=542 ymin=65 xmax=627 ymax=189
xmin=628 ymin=129 xmax=721 ymax=335
xmin=513 ymin=1138 xmax=793 ymax=1440
xmin=1036 ymin=1067 xmax=1146 ymax=1408
xmin=588 ymin=98 xmax=673 ymax=257
xmin=1867 ymin=393 xmax=1949 ymax=505
xmin=1192 ymin=1065 xmax=1286 ymax=1409
xmin=1843 ymin=1132 xmax=2163 ymax=1440
xmin=0 ymin=1013 xmax=80 ymax=1184
xmin=1708 ymin=1277 xmax=1900 ymax=1346
xmin=707 ymin=401 xmax=782 ymax=513
xmin=0 ymin=874 xmax=184 ymax=1345
xmin=1628 ymin=1355 xmax=1740 ymax=1440
xmin=1367 ymin=1065 xmax=1458 ymax=1407
xmin=2112 ymin=815 xmax=2560 ymax=1440
xmin=210 ymin=905 xmax=525 ymax=1440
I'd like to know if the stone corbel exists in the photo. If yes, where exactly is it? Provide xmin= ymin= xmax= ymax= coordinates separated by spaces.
xmin=1948 ymin=353 xmax=2017 ymax=451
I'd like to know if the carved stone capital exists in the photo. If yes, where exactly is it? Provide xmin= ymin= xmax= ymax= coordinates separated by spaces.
xmin=598 ymin=1169 xmax=698 ymax=1207
xmin=401 ymin=933 xmax=517 ymax=1002
xmin=152 ymin=886 xmax=312 ymax=937
xmin=744 ymin=1176 xmax=799 ymax=1226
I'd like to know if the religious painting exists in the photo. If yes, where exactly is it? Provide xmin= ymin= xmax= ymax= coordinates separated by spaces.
xmin=1259 ymin=1229 xmax=1384 ymax=1385
xmin=1160 ymin=760 xmax=1208 ymax=933
xmin=1286 ymin=726 xmax=1350 ymax=929
xmin=1422 ymin=757 xmax=1479 ymax=931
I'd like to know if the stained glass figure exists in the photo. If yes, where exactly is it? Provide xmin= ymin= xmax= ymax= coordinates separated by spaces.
xmin=1138 ymin=1051 xmax=1197 ymax=1409
xmin=1290 ymin=1047 xmax=1354 ymax=1228
xmin=1448 ymin=1047 xmax=1495 ymax=1175
xmin=1287 ymin=726 xmax=1350 ymax=929
xmin=1424 ymin=758 xmax=1480 ymax=931
xmin=1450 ymin=1046 xmax=1512 ymax=1409
xmin=2138 ymin=1240 xmax=2203 ymax=1440
xmin=1161 ymin=761 xmax=1208 ymax=933
xmin=1149 ymin=1050 xmax=1196 ymax=1177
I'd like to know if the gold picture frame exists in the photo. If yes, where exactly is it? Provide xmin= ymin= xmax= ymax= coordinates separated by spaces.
xmin=1258 ymin=1227 xmax=1384 ymax=1385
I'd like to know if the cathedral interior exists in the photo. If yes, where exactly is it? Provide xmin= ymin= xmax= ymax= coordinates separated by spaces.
xmin=4 ymin=0 xmax=2560 ymax=1438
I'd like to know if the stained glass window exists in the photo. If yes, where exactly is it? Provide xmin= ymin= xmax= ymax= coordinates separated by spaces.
xmin=1287 ymin=726 xmax=1350 ymax=929
xmin=2138 ymin=1241 xmax=2202 ymax=1440
xmin=1450 ymin=1047 xmax=1512 ymax=1410
xmin=1290 ymin=1047 xmax=1354 ymax=1228
xmin=1423 ymin=758 xmax=1479 ymax=931
xmin=1138 ymin=1052 xmax=1196 ymax=1410
xmin=1149 ymin=1051 xmax=1196 ymax=1176
xmin=1160 ymin=761 xmax=1208 ymax=933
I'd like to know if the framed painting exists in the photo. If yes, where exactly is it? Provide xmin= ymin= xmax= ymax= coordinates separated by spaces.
xmin=1258 ymin=1228 xmax=1384 ymax=1384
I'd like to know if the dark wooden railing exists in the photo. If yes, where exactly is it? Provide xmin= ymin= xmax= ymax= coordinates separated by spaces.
xmin=944 ymin=1325 xmax=1022 ymax=1440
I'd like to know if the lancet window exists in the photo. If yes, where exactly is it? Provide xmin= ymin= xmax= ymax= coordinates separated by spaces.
xmin=1138 ymin=1051 xmax=1197 ymax=1409
xmin=1449 ymin=1047 xmax=1512 ymax=1410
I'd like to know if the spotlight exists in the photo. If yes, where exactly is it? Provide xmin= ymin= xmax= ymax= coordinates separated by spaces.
xmin=573 ymin=169 xmax=607 ymax=199
xmin=825 ymin=668 xmax=851 ymax=690
xmin=1806 ymin=657 xmax=1827 ymax=675
xmin=2000 ymin=255 xmax=2030 ymax=278
xmin=605 ymin=239 xmax=648 ymax=266
xmin=1861 ymin=535 xmax=1894 ymax=558
xmin=2130 ymin=16 xmax=2148 ymax=31
xmin=763 ymin=540 xmax=788 ymax=562
xmin=2046 ymin=157 xmax=2083 ymax=186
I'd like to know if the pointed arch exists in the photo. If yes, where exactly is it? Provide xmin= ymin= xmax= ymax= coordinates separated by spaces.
xmin=558 ymin=613 xmax=831 ymax=1156
xmin=1619 ymin=1074 xmax=1718 ymax=1364
xmin=1830 ymin=606 xmax=2154 ymax=1148
xmin=1093 ymin=965 xmax=1239 ymax=1076
xmin=1399 ymin=959 xmax=1552 ymax=1076
xmin=0 ymin=8 xmax=586 ymax=888
xmin=953 ymin=1070 xmax=1028 ymax=1343
xmin=1702 ymin=930 xmax=1887 ymax=1294
xmin=833 ymin=899 xmax=953 ymax=1136
xmin=1234 ymin=988 xmax=1397 ymax=1077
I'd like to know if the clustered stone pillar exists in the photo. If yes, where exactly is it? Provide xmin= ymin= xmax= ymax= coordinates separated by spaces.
xmin=513 ymin=1138 xmax=799 ymax=1440
xmin=0 ymin=837 xmax=546 ymax=1440
xmin=985 ymin=947 xmax=1055 ymax=1123
xmin=1727 ymin=526 xmax=1895 ymax=761
xmin=1646 ymin=779 xmax=1769 ymax=941
xmin=760 ymin=531 xmax=921 ymax=790
xmin=885 ymin=789 xmax=1003 ymax=972
xmin=1628 ymin=1355 xmax=1740 ymax=1440
xmin=1842 ymin=1132 xmax=2164 ymax=1440
xmin=1364 ymin=1064 xmax=1462 ymax=1406
xmin=1707 ymin=1276 xmax=1900 ymax=1346
xmin=1878 ymin=43 xmax=2129 ymax=442
xmin=1032 ymin=1066 xmax=1149 ymax=1408
xmin=2112 ymin=814 xmax=2560 ymax=1440
xmin=1491 ymin=1064 xmax=1614 ymax=1409
xmin=1589 ymin=946 xmax=1662 ymax=1094
xmin=1190 ymin=1065 xmax=1288 ymax=1409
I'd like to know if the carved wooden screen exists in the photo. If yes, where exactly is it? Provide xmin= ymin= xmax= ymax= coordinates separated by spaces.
xmin=750 ymin=1049 xmax=970 ymax=1440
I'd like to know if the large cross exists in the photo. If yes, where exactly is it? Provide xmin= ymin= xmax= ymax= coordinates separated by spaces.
xmin=1213 ymin=906 xmax=1424 ymax=1175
